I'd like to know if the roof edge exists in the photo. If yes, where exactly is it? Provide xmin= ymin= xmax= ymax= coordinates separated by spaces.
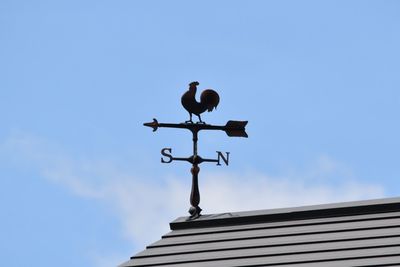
xmin=170 ymin=197 xmax=400 ymax=230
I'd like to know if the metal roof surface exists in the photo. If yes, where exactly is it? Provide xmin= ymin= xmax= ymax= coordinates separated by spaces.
xmin=120 ymin=197 xmax=400 ymax=267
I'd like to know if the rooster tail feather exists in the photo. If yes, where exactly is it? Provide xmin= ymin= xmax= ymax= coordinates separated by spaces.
xmin=201 ymin=89 xmax=220 ymax=112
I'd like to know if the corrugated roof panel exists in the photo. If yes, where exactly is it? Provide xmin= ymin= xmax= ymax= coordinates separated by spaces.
xmin=152 ymin=217 xmax=400 ymax=246
xmin=124 ymin=248 xmax=400 ymax=267
xmin=163 ymin=211 xmax=400 ymax=237
xmin=139 ymin=228 xmax=400 ymax=256
xmin=137 ymin=236 xmax=400 ymax=259
xmin=120 ymin=197 xmax=400 ymax=267
xmin=132 ymin=238 xmax=400 ymax=266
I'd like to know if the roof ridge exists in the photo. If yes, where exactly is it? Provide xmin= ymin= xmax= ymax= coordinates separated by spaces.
xmin=170 ymin=197 xmax=400 ymax=230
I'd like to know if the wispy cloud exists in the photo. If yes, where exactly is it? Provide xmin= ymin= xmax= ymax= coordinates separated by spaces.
xmin=2 ymin=133 xmax=386 ymax=267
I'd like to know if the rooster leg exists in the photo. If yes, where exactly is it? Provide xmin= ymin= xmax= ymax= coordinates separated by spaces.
xmin=185 ymin=113 xmax=194 ymax=124
xmin=196 ymin=114 xmax=205 ymax=124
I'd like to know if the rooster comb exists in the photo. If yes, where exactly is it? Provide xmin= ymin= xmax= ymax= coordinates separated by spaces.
xmin=189 ymin=81 xmax=199 ymax=86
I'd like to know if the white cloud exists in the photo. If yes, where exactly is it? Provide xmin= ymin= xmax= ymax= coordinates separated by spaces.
xmin=199 ymin=170 xmax=384 ymax=213
xmin=1 ymin=133 xmax=386 ymax=267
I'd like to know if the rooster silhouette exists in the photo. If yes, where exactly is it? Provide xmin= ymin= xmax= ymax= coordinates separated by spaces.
xmin=181 ymin=81 xmax=220 ymax=123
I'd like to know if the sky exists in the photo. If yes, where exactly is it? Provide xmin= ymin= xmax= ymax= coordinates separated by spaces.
xmin=1 ymin=1 xmax=400 ymax=266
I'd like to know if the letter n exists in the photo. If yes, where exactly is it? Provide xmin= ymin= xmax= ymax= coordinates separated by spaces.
xmin=216 ymin=151 xmax=230 ymax=166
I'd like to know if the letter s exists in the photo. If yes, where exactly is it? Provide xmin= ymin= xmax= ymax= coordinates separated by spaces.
xmin=161 ymin=148 xmax=173 ymax=163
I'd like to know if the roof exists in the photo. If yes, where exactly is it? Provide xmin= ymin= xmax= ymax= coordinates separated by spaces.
xmin=120 ymin=197 xmax=400 ymax=267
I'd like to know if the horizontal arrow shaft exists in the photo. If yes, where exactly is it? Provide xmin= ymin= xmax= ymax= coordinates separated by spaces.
xmin=144 ymin=118 xmax=248 ymax=137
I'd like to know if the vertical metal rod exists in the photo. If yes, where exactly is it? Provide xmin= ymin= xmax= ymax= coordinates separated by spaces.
xmin=189 ymin=130 xmax=201 ymax=219
xmin=190 ymin=165 xmax=200 ymax=208
xmin=193 ymin=130 xmax=198 ymax=156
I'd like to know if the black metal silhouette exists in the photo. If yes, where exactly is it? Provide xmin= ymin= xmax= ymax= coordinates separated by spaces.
xmin=181 ymin=81 xmax=220 ymax=123
xmin=144 ymin=82 xmax=247 ymax=220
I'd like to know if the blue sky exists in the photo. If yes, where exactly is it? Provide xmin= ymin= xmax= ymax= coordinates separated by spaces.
xmin=1 ymin=1 xmax=400 ymax=266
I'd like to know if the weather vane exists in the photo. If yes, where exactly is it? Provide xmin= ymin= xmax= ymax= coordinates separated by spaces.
xmin=144 ymin=81 xmax=248 ymax=219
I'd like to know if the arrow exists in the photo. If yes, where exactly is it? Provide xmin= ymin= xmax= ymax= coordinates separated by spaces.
xmin=144 ymin=118 xmax=248 ymax=138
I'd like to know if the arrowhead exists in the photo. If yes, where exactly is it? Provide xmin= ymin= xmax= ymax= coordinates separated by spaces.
xmin=224 ymin=120 xmax=248 ymax=137
xmin=143 ymin=118 xmax=159 ymax=132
